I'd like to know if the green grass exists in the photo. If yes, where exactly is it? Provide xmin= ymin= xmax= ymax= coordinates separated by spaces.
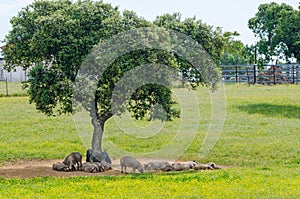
xmin=0 ymin=82 xmax=27 ymax=97
xmin=0 ymin=168 xmax=299 ymax=198
xmin=216 ymin=84 xmax=300 ymax=167
xmin=0 ymin=84 xmax=300 ymax=198
xmin=0 ymin=97 xmax=85 ymax=161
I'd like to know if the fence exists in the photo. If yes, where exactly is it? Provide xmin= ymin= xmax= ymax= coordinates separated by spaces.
xmin=1 ymin=58 xmax=300 ymax=86
xmin=221 ymin=64 xmax=300 ymax=85
xmin=0 ymin=78 xmax=9 ymax=96
xmin=0 ymin=58 xmax=28 ymax=96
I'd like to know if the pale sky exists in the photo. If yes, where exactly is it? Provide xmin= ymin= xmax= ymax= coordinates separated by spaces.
xmin=0 ymin=0 xmax=299 ymax=47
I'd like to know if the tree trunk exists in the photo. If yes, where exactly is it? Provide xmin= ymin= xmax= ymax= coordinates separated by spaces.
xmin=89 ymin=98 xmax=112 ymax=162
xmin=90 ymin=98 xmax=107 ymax=154
xmin=91 ymin=116 xmax=105 ymax=153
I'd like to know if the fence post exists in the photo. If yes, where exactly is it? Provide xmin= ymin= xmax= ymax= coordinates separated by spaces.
xmin=292 ymin=65 xmax=295 ymax=84
xmin=273 ymin=66 xmax=276 ymax=85
xmin=235 ymin=65 xmax=238 ymax=83
xmin=5 ymin=77 xmax=8 ymax=96
xmin=296 ymin=66 xmax=300 ymax=84
xmin=253 ymin=65 xmax=257 ymax=84
xmin=246 ymin=68 xmax=250 ymax=86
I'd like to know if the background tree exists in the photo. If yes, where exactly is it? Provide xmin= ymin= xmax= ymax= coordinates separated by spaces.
xmin=248 ymin=2 xmax=299 ymax=63
xmin=220 ymin=31 xmax=251 ymax=65
xmin=274 ymin=8 xmax=300 ymax=62
xmin=3 ymin=0 xmax=222 ymax=161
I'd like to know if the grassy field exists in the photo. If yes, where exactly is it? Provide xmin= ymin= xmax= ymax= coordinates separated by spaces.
xmin=0 ymin=82 xmax=27 ymax=97
xmin=0 ymin=84 xmax=299 ymax=198
xmin=0 ymin=168 xmax=299 ymax=198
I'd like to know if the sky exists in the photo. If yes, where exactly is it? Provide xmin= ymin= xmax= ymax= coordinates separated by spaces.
xmin=0 ymin=0 xmax=299 ymax=47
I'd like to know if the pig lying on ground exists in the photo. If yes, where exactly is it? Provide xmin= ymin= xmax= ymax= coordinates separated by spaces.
xmin=120 ymin=156 xmax=144 ymax=174
xmin=194 ymin=162 xmax=220 ymax=170
xmin=180 ymin=161 xmax=199 ymax=169
xmin=82 ymin=162 xmax=99 ymax=173
xmin=63 ymin=152 xmax=83 ymax=171
xmin=144 ymin=162 xmax=171 ymax=171
xmin=172 ymin=163 xmax=191 ymax=171
xmin=82 ymin=162 xmax=112 ymax=173
xmin=160 ymin=165 xmax=174 ymax=172
xmin=52 ymin=162 xmax=69 ymax=172
xmin=100 ymin=161 xmax=112 ymax=171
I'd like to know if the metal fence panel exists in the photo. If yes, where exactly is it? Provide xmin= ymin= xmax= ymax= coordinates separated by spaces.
xmin=221 ymin=64 xmax=300 ymax=85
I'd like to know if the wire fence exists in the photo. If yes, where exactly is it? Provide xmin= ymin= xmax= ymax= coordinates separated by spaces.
xmin=221 ymin=64 xmax=300 ymax=85
xmin=1 ymin=59 xmax=299 ymax=96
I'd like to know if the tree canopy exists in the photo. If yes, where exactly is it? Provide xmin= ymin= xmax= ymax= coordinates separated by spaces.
xmin=2 ymin=0 xmax=223 ymax=160
xmin=220 ymin=31 xmax=255 ymax=65
xmin=248 ymin=2 xmax=300 ymax=63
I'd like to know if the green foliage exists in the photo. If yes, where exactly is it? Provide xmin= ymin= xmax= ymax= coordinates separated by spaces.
xmin=4 ymin=0 xmax=123 ymax=116
xmin=154 ymin=12 xmax=224 ymax=63
xmin=154 ymin=13 xmax=223 ymax=87
xmin=3 ymin=0 xmax=222 ymax=120
xmin=2 ymin=0 xmax=223 ymax=153
xmin=24 ymin=63 xmax=72 ymax=116
xmin=220 ymin=31 xmax=252 ymax=65
xmin=248 ymin=2 xmax=300 ymax=63
xmin=274 ymin=8 xmax=300 ymax=62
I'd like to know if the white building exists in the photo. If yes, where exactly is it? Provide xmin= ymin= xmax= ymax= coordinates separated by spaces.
xmin=0 ymin=58 xmax=27 ymax=82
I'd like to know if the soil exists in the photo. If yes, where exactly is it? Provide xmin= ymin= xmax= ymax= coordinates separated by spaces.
xmin=0 ymin=158 xmax=171 ymax=179
xmin=0 ymin=158 xmax=226 ymax=179
xmin=0 ymin=159 xmax=123 ymax=179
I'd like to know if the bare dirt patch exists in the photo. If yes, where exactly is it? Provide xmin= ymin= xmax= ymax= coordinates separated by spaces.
xmin=0 ymin=158 xmax=172 ymax=179
xmin=0 ymin=159 xmax=122 ymax=179
xmin=0 ymin=158 xmax=227 ymax=179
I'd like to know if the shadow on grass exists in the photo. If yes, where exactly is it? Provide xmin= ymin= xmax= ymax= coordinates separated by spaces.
xmin=237 ymin=103 xmax=300 ymax=119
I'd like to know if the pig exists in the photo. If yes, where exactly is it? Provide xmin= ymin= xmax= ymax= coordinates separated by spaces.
xmin=144 ymin=162 xmax=171 ymax=171
xmin=194 ymin=162 xmax=220 ymax=170
xmin=62 ymin=152 xmax=83 ymax=171
xmin=172 ymin=163 xmax=191 ymax=171
xmin=93 ymin=162 xmax=104 ymax=172
xmin=208 ymin=162 xmax=220 ymax=169
xmin=82 ymin=162 xmax=99 ymax=173
xmin=82 ymin=161 xmax=112 ymax=173
xmin=160 ymin=165 xmax=174 ymax=172
xmin=184 ymin=160 xmax=199 ymax=169
xmin=52 ymin=162 xmax=69 ymax=172
xmin=193 ymin=164 xmax=213 ymax=170
xmin=100 ymin=161 xmax=112 ymax=171
xmin=120 ymin=156 xmax=144 ymax=174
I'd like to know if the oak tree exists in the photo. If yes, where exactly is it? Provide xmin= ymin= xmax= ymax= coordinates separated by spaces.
xmin=3 ymin=0 xmax=222 ymax=161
